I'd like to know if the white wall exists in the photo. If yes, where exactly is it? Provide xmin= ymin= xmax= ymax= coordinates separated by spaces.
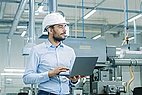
xmin=0 ymin=35 xmax=8 ymax=71
xmin=0 ymin=34 xmax=27 ymax=94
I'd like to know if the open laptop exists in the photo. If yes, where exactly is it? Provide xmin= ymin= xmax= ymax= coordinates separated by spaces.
xmin=59 ymin=57 xmax=98 ymax=77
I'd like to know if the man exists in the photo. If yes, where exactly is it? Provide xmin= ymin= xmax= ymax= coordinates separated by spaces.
xmin=23 ymin=12 xmax=80 ymax=95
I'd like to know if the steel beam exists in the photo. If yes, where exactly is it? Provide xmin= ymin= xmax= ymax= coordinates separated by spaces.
xmin=48 ymin=0 xmax=57 ymax=13
xmin=28 ymin=0 xmax=35 ymax=43
xmin=7 ymin=0 xmax=28 ymax=39
xmin=0 ymin=2 xmax=6 ymax=19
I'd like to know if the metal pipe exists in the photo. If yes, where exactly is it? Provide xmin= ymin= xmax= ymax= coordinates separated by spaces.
xmin=0 ymin=2 xmax=6 ymax=19
xmin=7 ymin=39 xmax=11 ymax=67
xmin=48 ymin=0 xmax=57 ymax=13
xmin=79 ymin=0 xmax=106 ymax=25
xmin=133 ymin=20 xmax=137 ymax=43
xmin=1 ymin=18 xmax=142 ymax=30
xmin=82 ymin=0 xmax=84 ymax=37
xmin=1 ymin=0 xmax=21 ymax=3
xmin=7 ymin=0 xmax=28 ymax=39
xmin=114 ymin=59 xmax=142 ymax=66
xmin=29 ymin=0 xmax=35 ymax=43
xmin=140 ymin=66 xmax=142 ymax=86
xmin=75 ymin=0 xmax=78 ymax=38
xmin=1 ymin=0 xmax=141 ymax=14
xmin=58 ymin=4 xmax=141 ymax=14
xmin=80 ymin=0 xmax=106 ymax=37
xmin=124 ymin=0 xmax=129 ymax=38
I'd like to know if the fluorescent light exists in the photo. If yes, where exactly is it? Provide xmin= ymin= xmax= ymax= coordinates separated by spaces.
xmin=37 ymin=5 xmax=44 ymax=12
xmin=116 ymin=51 xmax=121 ymax=55
xmin=4 ymin=68 xmax=24 ymax=73
xmin=1 ymin=73 xmax=23 ymax=76
xmin=116 ymin=48 xmax=121 ymax=55
xmin=128 ymin=14 xmax=142 ymax=22
xmin=84 ymin=9 xmax=96 ymax=19
xmin=116 ymin=48 xmax=121 ymax=50
xmin=35 ymin=3 xmax=44 ymax=15
xmin=128 ymin=37 xmax=134 ymax=41
xmin=92 ymin=34 xmax=101 ymax=39
xmin=21 ymin=30 xmax=27 ymax=37
xmin=35 ymin=11 xmax=39 ymax=15
xmin=24 ymin=6 xmax=47 ymax=15
xmin=17 ymin=26 xmax=27 ymax=29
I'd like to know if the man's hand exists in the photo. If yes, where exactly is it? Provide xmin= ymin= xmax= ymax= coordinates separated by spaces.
xmin=48 ymin=67 xmax=69 ymax=77
xmin=69 ymin=75 xmax=85 ymax=83
xmin=69 ymin=75 xmax=80 ymax=83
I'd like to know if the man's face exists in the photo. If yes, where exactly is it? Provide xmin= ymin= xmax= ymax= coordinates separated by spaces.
xmin=51 ymin=23 xmax=68 ymax=42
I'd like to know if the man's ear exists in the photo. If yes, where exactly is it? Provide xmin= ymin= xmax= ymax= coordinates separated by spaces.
xmin=48 ymin=28 xmax=53 ymax=34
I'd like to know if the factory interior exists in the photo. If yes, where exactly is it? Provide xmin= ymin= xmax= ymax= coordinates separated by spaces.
xmin=1 ymin=0 xmax=142 ymax=95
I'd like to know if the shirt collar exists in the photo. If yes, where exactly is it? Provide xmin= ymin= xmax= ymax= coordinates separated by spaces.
xmin=45 ymin=39 xmax=64 ymax=48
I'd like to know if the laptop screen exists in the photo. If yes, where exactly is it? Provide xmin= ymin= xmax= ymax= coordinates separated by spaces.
xmin=69 ymin=57 xmax=98 ymax=77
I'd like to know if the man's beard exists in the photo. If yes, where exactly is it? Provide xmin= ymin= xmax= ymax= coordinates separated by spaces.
xmin=53 ymin=35 xmax=66 ymax=42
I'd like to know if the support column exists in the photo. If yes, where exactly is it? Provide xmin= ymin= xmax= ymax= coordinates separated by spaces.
xmin=48 ymin=0 xmax=57 ymax=13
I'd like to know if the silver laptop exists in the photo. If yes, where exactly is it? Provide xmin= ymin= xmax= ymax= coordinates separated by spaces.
xmin=59 ymin=57 xmax=98 ymax=77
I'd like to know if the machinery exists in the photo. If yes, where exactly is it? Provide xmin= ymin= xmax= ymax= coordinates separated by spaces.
xmin=64 ymin=38 xmax=142 ymax=95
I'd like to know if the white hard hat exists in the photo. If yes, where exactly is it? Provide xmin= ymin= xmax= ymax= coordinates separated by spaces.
xmin=42 ymin=12 xmax=68 ymax=33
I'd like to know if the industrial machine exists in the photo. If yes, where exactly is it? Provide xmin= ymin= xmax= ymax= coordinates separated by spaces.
xmin=64 ymin=38 xmax=142 ymax=95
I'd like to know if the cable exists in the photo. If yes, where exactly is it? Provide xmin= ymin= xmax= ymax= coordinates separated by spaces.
xmin=126 ymin=65 xmax=134 ymax=94
xmin=121 ymin=31 xmax=129 ymax=46
xmin=122 ymin=0 xmax=129 ymax=46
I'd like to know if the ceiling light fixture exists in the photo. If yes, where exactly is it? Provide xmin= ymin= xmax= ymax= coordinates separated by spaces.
xmin=4 ymin=68 xmax=24 ymax=73
xmin=92 ymin=34 xmax=101 ymax=39
xmin=35 ymin=3 xmax=45 ymax=15
xmin=84 ymin=9 xmax=96 ymax=19
xmin=128 ymin=14 xmax=142 ymax=22
xmin=21 ymin=30 xmax=27 ymax=37
xmin=1 ymin=73 xmax=23 ymax=76
xmin=37 ymin=5 xmax=44 ymax=13
xmin=17 ymin=26 xmax=27 ymax=29
xmin=128 ymin=36 xmax=134 ymax=41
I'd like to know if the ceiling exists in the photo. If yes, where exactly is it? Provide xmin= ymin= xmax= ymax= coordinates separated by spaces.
xmin=0 ymin=0 xmax=142 ymax=39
